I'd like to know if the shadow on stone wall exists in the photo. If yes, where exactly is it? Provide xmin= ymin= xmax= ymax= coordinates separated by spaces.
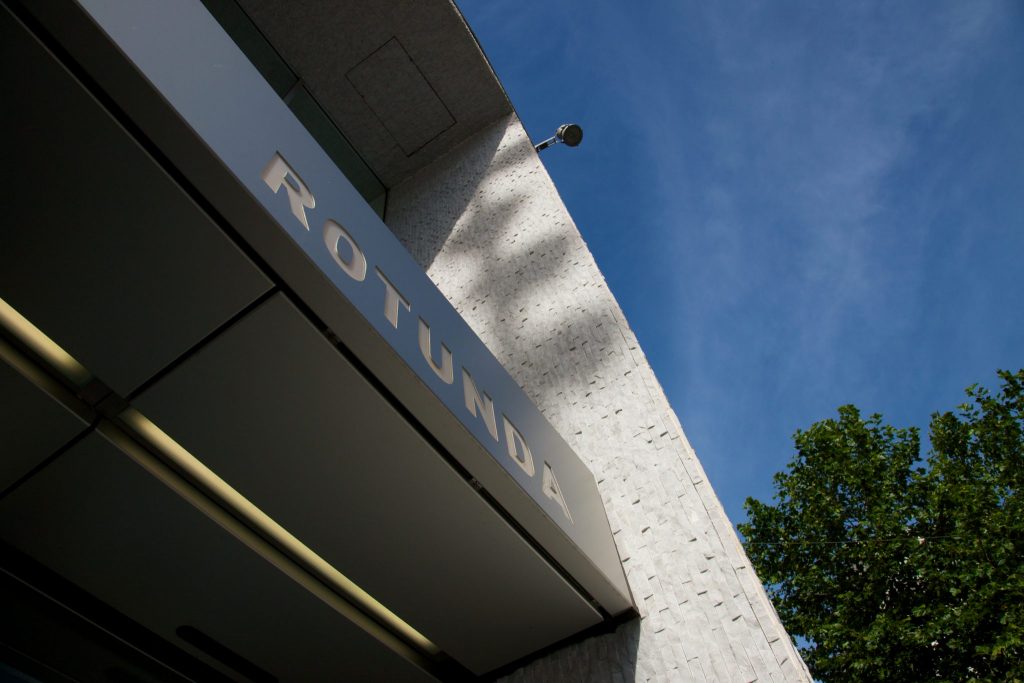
xmin=385 ymin=119 xmax=507 ymax=271
xmin=385 ymin=115 xmax=626 ymax=423
xmin=386 ymin=115 xmax=646 ymax=682
xmin=496 ymin=618 xmax=641 ymax=682
xmin=384 ymin=115 xmax=807 ymax=682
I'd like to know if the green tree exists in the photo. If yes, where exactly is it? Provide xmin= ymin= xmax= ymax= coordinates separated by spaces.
xmin=739 ymin=370 xmax=1023 ymax=682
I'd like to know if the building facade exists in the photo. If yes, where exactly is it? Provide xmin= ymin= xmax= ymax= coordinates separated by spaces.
xmin=1 ymin=0 xmax=809 ymax=680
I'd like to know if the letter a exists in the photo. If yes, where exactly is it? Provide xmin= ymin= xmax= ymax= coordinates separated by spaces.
xmin=542 ymin=462 xmax=573 ymax=524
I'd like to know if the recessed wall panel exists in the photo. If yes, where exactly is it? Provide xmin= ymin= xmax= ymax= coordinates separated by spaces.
xmin=0 ymin=12 xmax=272 ymax=395
xmin=0 ymin=359 xmax=88 ymax=493
xmin=134 ymin=293 xmax=601 ymax=674
xmin=0 ymin=433 xmax=434 ymax=682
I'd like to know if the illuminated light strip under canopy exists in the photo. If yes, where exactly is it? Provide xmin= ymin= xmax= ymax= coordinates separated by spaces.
xmin=117 ymin=409 xmax=440 ymax=656
xmin=0 ymin=298 xmax=441 ymax=664
xmin=0 ymin=297 xmax=91 ymax=386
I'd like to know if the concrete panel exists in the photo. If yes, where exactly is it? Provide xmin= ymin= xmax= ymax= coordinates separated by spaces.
xmin=347 ymin=38 xmax=455 ymax=155
xmin=238 ymin=0 xmax=511 ymax=186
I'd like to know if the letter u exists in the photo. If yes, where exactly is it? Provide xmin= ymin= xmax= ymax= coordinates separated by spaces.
xmin=418 ymin=318 xmax=454 ymax=384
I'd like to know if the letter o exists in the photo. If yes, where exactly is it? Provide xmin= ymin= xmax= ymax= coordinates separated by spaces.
xmin=323 ymin=220 xmax=367 ymax=282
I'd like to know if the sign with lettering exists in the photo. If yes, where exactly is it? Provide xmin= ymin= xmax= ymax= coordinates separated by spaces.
xmin=77 ymin=0 xmax=631 ymax=614
xmin=261 ymin=153 xmax=574 ymax=522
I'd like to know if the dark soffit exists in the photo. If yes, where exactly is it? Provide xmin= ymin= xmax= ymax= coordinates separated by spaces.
xmin=236 ymin=0 xmax=513 ymax=187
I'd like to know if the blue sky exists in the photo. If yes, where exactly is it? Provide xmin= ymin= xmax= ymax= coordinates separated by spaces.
xmin=459 ymin=1 xmax=1024 ymax=528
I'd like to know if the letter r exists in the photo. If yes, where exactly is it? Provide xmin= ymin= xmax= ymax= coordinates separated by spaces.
xmin=261 ymin=152 xmax=315 ymax=230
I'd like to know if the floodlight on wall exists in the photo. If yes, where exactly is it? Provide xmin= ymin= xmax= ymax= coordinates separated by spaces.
xmin=535 ymin=123 xmax=583 ymax=152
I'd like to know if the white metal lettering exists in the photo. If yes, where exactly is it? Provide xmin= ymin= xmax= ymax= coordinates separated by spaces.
xmin=542 ymin=462 xmax=573 ymax=523
xmin=376 ymin=268 xmax=411 ymax=329
xmin=418 ymin=318 xmax=454 ymax=385
xmin=261 ymin=152 xmax=572 ymax=523
xmin=503 ymin=416 xmax=535 ymax=477
xmin=261 ymin=152 xmax=315 ymax=230
xmin=323 ymin=220 xmax=367 ymax=281
xmin=462 ymin=369 xmax=499 ymax=442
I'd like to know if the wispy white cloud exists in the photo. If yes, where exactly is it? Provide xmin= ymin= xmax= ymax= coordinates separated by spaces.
xmin=460 ymin=0 xmax=1022 ymax=519
xmin=568 ymin=0 xmax=1013 ymax=512
xmin=644 ymin=1 xmax=1004 ymax=380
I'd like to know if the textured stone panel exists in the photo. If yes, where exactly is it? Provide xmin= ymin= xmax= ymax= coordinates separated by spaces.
xmin=387 ymin=114 xmax=810 ymax=681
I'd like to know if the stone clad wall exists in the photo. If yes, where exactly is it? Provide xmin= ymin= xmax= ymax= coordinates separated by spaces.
xmin=386 ymin=114 xmax=810 ymax=682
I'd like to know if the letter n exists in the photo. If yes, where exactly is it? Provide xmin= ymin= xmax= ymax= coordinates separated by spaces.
xmin=463 ymin=369 xmax=498 ymax=441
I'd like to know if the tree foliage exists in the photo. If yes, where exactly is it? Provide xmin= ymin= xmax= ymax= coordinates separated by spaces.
xmin=739 ymin=370 xmax=1023 ymax=682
